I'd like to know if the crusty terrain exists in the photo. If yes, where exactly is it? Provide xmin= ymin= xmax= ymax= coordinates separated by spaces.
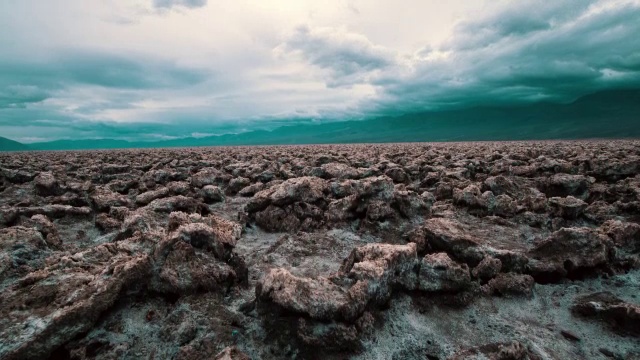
xmin=1 ymin=140 xmax=639 ymax=359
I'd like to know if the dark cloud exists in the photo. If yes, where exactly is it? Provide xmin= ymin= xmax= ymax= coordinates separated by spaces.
xmin=0 ymin=85 xmax=50 ymax=109
xmin=59 ymin=52 xmax=206 ymax=89
xmin=0 ymin=102 xmax=240 ymax=143
xmin=279 ymin=25 xmax=394 ymax=87
xmin=445 ymin=1 xmax=594 ymax=51
xmin=29 ymin=51 xmax=203 ymax=89
xmin=369 ymin=0 xmax=640 ymax=115
xmin=0 ymin=50 xmax=208 ymax=110
xmin=0 ymin=49 xmax=216 ymax=142
xmin=152 ymin=0 xmax=208 ymax=9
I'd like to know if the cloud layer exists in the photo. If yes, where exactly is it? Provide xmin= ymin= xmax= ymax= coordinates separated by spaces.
xmin=277 ymin=25 xmax=394 ymax=87
xmin=152 ymin=0 xmax=207 ymax=9
xmin=0 ymin=0 xmax=639 ymax=142
xmin=351 ymin=0 xmax=640 ymax=116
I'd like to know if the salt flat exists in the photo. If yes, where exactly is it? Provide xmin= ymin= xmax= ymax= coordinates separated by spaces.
xmin=1 ymin=140 xmax=639 ymax=359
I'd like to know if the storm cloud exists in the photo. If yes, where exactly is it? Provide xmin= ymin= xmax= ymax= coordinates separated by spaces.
xmin=369 ymin=0 xmax=640 ymax=112
xmin=277 ymin=25 xmax=394 ymax=87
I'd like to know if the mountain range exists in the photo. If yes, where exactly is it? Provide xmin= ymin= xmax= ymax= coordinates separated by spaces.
xmin=0 ymin=136 xmax=29 ymax=151
xmin=1 ymin=89 xmax=639 ymax=151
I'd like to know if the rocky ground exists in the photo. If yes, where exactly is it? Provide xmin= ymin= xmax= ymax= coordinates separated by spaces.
xmin=0 ymin=140 xmax=639 ymax=360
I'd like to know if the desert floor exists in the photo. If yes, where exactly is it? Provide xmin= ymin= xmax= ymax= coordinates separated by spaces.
xmin=1 ymin=141 xmax=639 ymax=359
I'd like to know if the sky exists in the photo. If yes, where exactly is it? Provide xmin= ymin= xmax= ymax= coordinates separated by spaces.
xmin=0 ymin=0 xmax=639 ymax=143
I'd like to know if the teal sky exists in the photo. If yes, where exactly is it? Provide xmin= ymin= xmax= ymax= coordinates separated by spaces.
xmin=1 ymin=0 xmax=639 ymax=143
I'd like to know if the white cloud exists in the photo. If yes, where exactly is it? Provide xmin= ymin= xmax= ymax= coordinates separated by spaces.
xmin=275 ymin=25 xmax=395 ymax=87
xmin=152 ymin=0 xmax=207 ymax=9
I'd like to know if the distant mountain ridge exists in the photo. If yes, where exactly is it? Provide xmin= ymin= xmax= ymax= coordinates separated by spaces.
xmin=3 ymin=88 xmax=640 ymax=151
xmin=0 ymin=136 xmax=29 ymax=151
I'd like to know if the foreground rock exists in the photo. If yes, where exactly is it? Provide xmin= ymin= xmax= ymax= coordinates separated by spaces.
xmin=33 ymin=171 xmax=62 ymax=196
xmin=0 ymin=204 xmax=247 ymax=359
xmin=215 ymin=346 xmax=250 ymax=360
xmin=151 ymin=214 xmax=246 ymax=294
xmin=571 ymin=292 xmax=640 ymax=336
xmin=0 ymin=241 xmax=151 ymax=359
xmin=449 ymin=341 xmax=542 ymax=360
xmin=418 ymin=252 xmax=471 ymax=292
xmin=257 ymin=268 xmax=368 ymax=321
xmin=0 ymin=226 xmax=52 ymax=284
xmin=528 ymin=227 xmax=612 ymax=281
xmin=257 ymin=241 xmax=541 ymax=351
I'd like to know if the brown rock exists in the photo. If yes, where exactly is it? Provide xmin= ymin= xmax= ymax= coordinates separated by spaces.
xmin=433 ymin=182 xmax=453 ymax=200
xmin=0 ymin=226 xmax=51 ymax=280
xmin=30 ymin=214 xmax=61 ymax=248
xmin=156 ymin=216 xmax=241 ymax=261
xmin=0 ymin=207 xmax=18 ymax=226
xmin=167 ymin=180 xmax=190 ymax=195
xmin=453 ymin=184 xmax=483 ymax=208
xmin=34 ymin=171 xmax=62 ymax=196
xmin=0 ymin=241 xmax=151 ymax=359
xmin=270 ymin=176 xmax=327 ymax=207
xmin=227 ymin=177 xmax=251 ymax=194
xmin=1 ymin=167 xmax=36 ymax=184
xmin=600 ymin=220 xmax=640 ymax=251
xmin=151 ymin=240 xmax=237 ymax=293
xmin=366 ymin=200 xmax=394 ymax=221
xmin=571 ymin=292 xmax=640 ymax=335
xmin=247 ymin=176 xmax=327 ymax=213
xmin=472 ymin=256 xmax=502 ymax=280
xmin=523 ymin=188 xmax=547 ymax=213
xmin=202 ymin=185 xmax=224 ymax=203
xmin=529 ymin=227 xmax=611 ymax=279
xmin=418 ymin=252 xmax=472 ymax=292
xmin=422 ymin=218 xmax=482 ymax=264
xmin=109 ymin=206 xmax=130 ymax=221
xmin=492 ymin=194 xmax=518 ymax=217
xmin=545 ymin=173 xmax=590 ymax=197
xmin=135 ymin=187 xmax=170 ymax=205
xmin=485 ymin=273 xmax=535 ymax=297
xmin=353 ymin=175 xmax=395 ymax=201
xmin=255 ymin=205 xmax=301 ymax=232
xmin=483 ymin=175 xmax=516 ymax=196
xmin=146 ymin=195 xmax=202 ymax=213
xmin=190 ymin=169 xmax=229 ymax=188
xmin=237 ymin=182 xmax=264 ymax=197
xmin=214 ymin=346 xmax=250 ymax=360
xmin=16 ymin=204 xmax=92 ymax=219
xmin=90 ymin=187 xmax=131 ymax=212
xmin=95 ymin=213 xmax=121 ymax=233
xmin=385 ymin=167 xmax=409 ymax=183
xmin=256 ymin=268 xmax=368 ymax=321
xmin=102 ymin=164 xmax=129 ymax=175
xmin=297 ymin=318 xmax=359 ymax=350
xmin=548 ymin=196 xmax=587 ymax=219
xmin=325 ymin=196 xmax=357 ymax=222
xmin=342 ymin=243 xmax=419 ymax=299
xmin=393 ymin=189 xmax=430 ymax=218
xmin=321 ymin=162 xmax=360 ymax=180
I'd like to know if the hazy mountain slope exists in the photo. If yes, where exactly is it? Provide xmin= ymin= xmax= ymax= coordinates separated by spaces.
xmin=25 ymin=89 xmax=640 ymax=150
xmin=28 ymin=139 xmax=132 ymax=151
xmin=0 ymin=136 xmax=29 ymax=151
